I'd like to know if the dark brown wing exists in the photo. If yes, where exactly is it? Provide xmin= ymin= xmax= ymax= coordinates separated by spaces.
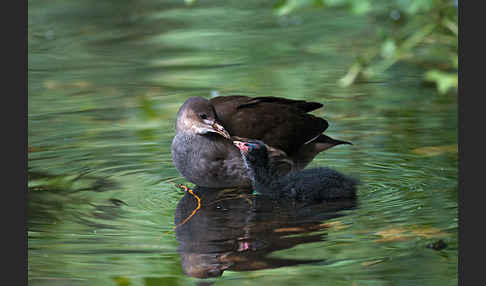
xmin=210 ymin=95 xmax=329 ymax=155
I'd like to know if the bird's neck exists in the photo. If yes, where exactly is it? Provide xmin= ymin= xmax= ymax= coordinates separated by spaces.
xmin=245 ymin=158 xmax=275 ymax=190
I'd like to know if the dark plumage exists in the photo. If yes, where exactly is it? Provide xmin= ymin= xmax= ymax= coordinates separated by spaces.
xmin=174 ymin=186 xmax=357 ymax=279
xmin=171 ymin=95 xmax=351 ymax=188
xmin=234 ymin=140 xmax=358 ymax=202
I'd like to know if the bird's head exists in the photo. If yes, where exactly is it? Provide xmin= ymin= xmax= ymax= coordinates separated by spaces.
xmin=175 ymin=96 xmax=230 ymax=139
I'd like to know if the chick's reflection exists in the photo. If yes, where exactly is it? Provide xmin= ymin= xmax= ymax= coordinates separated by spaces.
xmin=174 ymin=186 xmax=357 ymax=279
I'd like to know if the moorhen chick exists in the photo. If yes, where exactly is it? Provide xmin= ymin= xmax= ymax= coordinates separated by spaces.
xmin=171 ymin=95 xmax=350 ymax=188
xmin=233 ymin=140 xmax=358 ymax=201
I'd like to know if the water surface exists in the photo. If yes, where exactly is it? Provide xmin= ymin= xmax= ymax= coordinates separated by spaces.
xmin=28 ymin=1 xmax=458 ymax=285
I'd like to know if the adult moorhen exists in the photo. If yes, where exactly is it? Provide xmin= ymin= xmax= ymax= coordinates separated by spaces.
xmin=171 ymin=95 xmax=350 ymax=188
xmin=233 ymin=139 xmax=358 ymax=202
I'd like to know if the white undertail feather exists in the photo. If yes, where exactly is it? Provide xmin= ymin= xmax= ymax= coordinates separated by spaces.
xmin=304 ymin=133 xmax=321 ymax=145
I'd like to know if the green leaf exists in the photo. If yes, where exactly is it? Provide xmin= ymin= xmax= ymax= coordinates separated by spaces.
xmin=381 ymin=39 xmax=397 ymax=59
xmin=424 ymin=70 xmax=458 ymax=94
xmin=274 ymin=0 xmax=315 ymax=15
xmin=351 ymin=0 xmax=371 ymax=14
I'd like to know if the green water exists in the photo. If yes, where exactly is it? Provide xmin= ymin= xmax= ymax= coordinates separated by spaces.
xmin=28 ymin=0 xmax=458 ymax=285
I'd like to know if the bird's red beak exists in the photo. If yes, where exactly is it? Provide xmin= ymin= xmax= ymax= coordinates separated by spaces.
xmin=233 ymin=140 xmax=249 ymax=154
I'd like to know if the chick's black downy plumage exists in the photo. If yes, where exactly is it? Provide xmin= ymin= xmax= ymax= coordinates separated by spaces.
xmin=234 ymin=140 xmax=358 ymax=202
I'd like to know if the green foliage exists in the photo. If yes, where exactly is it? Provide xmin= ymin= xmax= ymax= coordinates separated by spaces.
xmin=424 ymin=70 xmax=458 ymax=94
xmin=184 ymin=0 xmax=458 ymax=94
xmin=275 ymin=0 xmax=458 ymax=94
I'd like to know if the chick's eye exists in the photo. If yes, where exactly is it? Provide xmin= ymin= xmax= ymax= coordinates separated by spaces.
xmin=199 ymin=113 xmax=208 ymax=120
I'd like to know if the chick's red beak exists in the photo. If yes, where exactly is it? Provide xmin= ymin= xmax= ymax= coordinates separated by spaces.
xmin=233 ymin=140 xmax=249 ymax=154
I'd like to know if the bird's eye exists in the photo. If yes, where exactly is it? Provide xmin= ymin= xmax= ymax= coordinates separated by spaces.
xmin=244 ymin=143 xmax=249 ymax=147
xmin=199 ymin=113 xmax=208 ymax=120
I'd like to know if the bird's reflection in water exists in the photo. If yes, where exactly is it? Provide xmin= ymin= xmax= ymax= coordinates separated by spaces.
xmin=174 ymin=185 xmax=357 ymax=279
